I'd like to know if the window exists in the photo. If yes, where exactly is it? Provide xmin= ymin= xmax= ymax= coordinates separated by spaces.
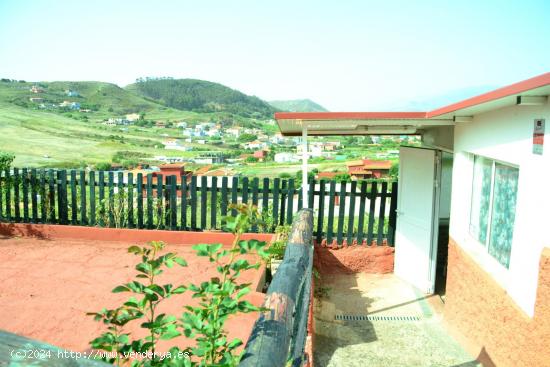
xmin=469 ymin=155 xmax=519 ymax=269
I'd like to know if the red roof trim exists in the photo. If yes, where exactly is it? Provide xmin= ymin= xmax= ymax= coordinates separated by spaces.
xmin=275 ymin=72 xmax=550 ymax=121
xmin=275 ymin=111 xmax=427 ymax=120
xmin=427 ymin=72 xmax=550 ymax=118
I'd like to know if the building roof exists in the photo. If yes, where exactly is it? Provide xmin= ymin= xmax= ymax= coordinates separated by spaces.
xmin=316 ymin=172 xmax=339 ymax=179
xmin=345 ymin=160 xmax=364 ymax=167
xmin=203 ymin=168 xmax=235 ymax=177
xmin=275 ymin=72 xmax=550 ymax=136
xmin=160 ymin=163 xmax=186 ymax=170
xmin=195 ymin=165 xmax=213 ymax=175
xmin=346 ymin=159 xmax=392 ymax=170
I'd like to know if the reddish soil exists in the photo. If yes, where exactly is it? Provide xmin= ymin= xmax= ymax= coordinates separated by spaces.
xmin=313 ymin=244 xmax=394 ymax=274
xmin=0 ymin=230 xmax=267 ymax=353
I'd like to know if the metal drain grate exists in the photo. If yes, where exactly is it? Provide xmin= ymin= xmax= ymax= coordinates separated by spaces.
xmin=335 ymin=314 xmax=421 ymax=321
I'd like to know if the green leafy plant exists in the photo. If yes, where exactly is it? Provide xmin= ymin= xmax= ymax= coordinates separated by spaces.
xmin=96 ymin=189 xmax=131 ymax=228
xmin=89 ymin=241 xmax=187 ymax=365
xmin=267 ymin=224 xmax=291 ymax=260
xmin=89 ymin=204 xmax=269 ymax=366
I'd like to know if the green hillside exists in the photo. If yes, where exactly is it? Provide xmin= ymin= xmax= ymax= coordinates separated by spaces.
xmin=268 ymin=99 xmax=328 ymax=112
xmin=126 ymin=78 xmax=276 ymax=119
xmin=0 ymin=101 xmax=232 ymax=168
xmin=0 ymin=79 xmax=205 ymax=123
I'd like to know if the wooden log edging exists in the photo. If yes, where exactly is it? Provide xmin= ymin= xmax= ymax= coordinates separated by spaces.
xmin=240 ymin=209 xmax=314 ymax=367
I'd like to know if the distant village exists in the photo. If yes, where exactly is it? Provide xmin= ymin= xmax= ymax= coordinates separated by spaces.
xmin=28 ymin=85 xmax=89 ymax=111
xmin=25 ymin=84 xmax=413 ymax=180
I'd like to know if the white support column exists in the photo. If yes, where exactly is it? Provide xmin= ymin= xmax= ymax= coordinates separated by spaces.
xmin=302 ymin=124 xmax=308 ymax=208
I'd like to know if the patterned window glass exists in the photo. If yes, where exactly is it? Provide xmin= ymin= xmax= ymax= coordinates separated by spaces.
xmin=488 ymin=164 xmax=519 ymax=269
xmin=469 ymin=156 xmax=492 ymax=245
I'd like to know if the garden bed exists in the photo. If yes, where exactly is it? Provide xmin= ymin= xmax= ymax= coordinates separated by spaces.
xmin=0 ymin=223 xmax=273 ymax=353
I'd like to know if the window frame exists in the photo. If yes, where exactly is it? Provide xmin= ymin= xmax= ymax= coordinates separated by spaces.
xmin=468 ymin=154 xmax=519 ymax=269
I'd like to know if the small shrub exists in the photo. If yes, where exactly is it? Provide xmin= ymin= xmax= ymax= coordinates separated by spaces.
xmin=89 ymin=204 xmax=269 ymax=366
xmin=268 ymin=224 xmax=291 ymax=260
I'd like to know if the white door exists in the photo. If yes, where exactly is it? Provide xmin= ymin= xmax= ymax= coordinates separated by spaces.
xmin=394 ymin=146 xmax=440 ymax=294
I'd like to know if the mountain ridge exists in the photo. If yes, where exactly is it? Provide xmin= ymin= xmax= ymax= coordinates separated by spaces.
xmin=268 ymin=98 xmax=328 ymax=112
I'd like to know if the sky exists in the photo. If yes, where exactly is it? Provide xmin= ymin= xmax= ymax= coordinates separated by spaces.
xmin=1 ymin=0 xmax=549 ymax=111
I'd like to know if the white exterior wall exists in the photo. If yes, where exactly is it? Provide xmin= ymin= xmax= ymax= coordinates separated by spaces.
xmin=449 ymin=102 xmax=550 ymax=317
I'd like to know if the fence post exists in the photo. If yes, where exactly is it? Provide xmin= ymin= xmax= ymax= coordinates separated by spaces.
xmin=316 ymin=179 xmax=326 ymax=244
xmin=387 ymin=182 xmax=398 ymax=246
xmin=280 ymin=180 xmax=287 ymax=225
xmin=80 ymin=170 xmax=87 ymax=225
xmin=30 ymin=168 xmax=38 ymax=222
xmin=127 ymin=172 xmax=134 ymax=228
xmin=242 ymin=177 xmax=249 ymax=204
xmin=377 ymin=182 xmax=388 ymax=243
xmin=146 ymin=174 xmax=153 ymax=229
xmin=180 ymin=177 xmax=187 ymax=230
xmin=98 ymin=171 xmax=105 ymax=226
xmin=190 ymin=176 xmax=197 ymax=230
xmin=210 ymin=176 xmax=217 ymax=229
xmin=272 ymin=178 xmax=280 ymax=231
xmin=347 ymin=180 xmax=357 ymax=244
xmin=156 ymin=174 xmax=163 ymax=230
xmin=70 ymin=170 xmax=77 ymax=225
xmin=251 ymin=178 xmax=259 ymax=232
xmin=231 ymin=177 xmax=238 ymax=216
xmin=136 ymin=173 xmax=144 ymax=229
xmin=357 ymin=181 xmax=368 ymax=245
xmin=108 ymin=171 xmax=115 ymax=227
xmin=48 ymin=169 xmax=55 ymax=223
xmin=58 ymin=170 xmax=68 ymax=224
xmin=261 ymin=177 xmax=269 ymax=217
xmin=170 ymin=175 xmax=177 ymax=230
xmin=14 ymin=168 xmax=20 ymax=222
xmin=326 ymin=180 xmax=336 ymax=244
xmin=220 ymin=176 xmax=228 ymax=219
xmin=200 ymin=176 xmax=207 ymax=229
xmin=336 ymin=181 xmax=347 ymax=245
xmin=89 ymin=171 xmax=96 ymax=226
xmin=308 ymin=177 xmax=315 ymax=210
xmin=22 ymin=168 xmax=29 ymax=222
xmin=39 ymin=170 xmax=46 ymax=223
xmin=286 ymin=179 xmax=294 ymax=225
xmin=164 ymin=177 xmax=170 ymax=229
xmin=367 ymin=182 xmax=377 ymax=245
xmin=4 ymin=169 xmax=11 ymax=221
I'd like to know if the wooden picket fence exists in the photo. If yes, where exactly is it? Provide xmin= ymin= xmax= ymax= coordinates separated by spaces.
xmin=0 ymin=168 xmax=397 ymax=246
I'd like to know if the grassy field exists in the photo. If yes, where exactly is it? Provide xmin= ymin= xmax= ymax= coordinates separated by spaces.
xmin=0 ymin=102 xmax=394 ymax=176
xmin=0 ymin=103 xmax=229 ymax=168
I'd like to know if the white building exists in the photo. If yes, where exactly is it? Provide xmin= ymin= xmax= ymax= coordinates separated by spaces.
xmin=242 ymin=140 xmax=268 ymax=150
xmin=126 ymin=113 xmax=140 ymax=121
xmin=274 ymin=72 xmax=550 ymax=366
xmin=226 ymin=127 xmax=242 ymax=138
xmin=274 ymin=152 xmax=299 ymax=163
xmin=163 ymin=139 xmax=191 ymax=151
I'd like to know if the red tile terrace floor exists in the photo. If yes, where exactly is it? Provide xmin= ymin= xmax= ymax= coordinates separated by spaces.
xmin=0 ymin=223 xmax=273 ymax=353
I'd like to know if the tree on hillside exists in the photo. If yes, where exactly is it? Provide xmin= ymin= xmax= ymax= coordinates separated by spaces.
xmin=0 ymin=152 xmax=15 ymax=171
xmin=238 ymin=133 xmax=257 ymax=143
